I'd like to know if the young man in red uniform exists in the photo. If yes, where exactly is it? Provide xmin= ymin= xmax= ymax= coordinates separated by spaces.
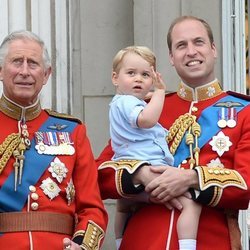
xmin=0 ymin=30 xmax=108 ymax=250
xmin=96 ymin=16 xmax=250 ymax=250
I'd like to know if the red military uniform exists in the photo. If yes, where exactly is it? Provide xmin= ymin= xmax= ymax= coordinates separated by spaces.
xmin=97 ymin=80 xmax=250 ymax=250
xmin=0 ymin=95 xmax=108 ymax=250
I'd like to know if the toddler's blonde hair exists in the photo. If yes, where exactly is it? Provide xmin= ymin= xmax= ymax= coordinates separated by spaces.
xmin=112 ymin=46 xmax=156 ymax=73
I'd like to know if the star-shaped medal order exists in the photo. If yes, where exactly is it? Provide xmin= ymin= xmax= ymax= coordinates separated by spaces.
xmin=209 ymin=131 xmax=232 ymax=156
xmin=49 ymin=157 xmax=68 ymax=183
xmin=207 ymin=157 xmax=225 ymax=168
xmin=40 ymin=177 xmax=61 ymax=200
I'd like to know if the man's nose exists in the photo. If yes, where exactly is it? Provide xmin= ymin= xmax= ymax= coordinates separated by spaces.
xmin=186 ymin=44 xmax=197 ymax=56
xmin=19 ymin=61 xmax=30 ymax=76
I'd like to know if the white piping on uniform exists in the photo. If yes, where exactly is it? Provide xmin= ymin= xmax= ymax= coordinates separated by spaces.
xmin=27 ymin=194 xmax=34 ymax=250
xmin=189 ymin=101 xmax=198 ymax=114
xmin=166 ymin=209 xmax=175 ymax=250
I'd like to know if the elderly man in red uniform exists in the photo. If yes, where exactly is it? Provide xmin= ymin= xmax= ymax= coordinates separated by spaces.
xmin=0 ymin=30 xmax=108 ymax=250
xmin=96 ymin=16 xmax=250 ymax=250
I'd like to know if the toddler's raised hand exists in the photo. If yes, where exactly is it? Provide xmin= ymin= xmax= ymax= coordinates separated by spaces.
xmin=151 ymin=66 xmax=166 ymax=91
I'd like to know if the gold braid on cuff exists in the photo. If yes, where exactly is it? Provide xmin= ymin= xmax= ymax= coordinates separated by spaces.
xmin=99 ymin=160 xmax=149 ymax=197
xmin=73 ymin=220 xmax=104 ymax=250
xmin=98 ymin=159 xmax=149 ymax=174
xmin=194 ymin=166 xmax=247 ymax=191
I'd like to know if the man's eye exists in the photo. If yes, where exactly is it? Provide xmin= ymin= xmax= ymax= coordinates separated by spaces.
xmin=177 ymin=44 xmax=185 ymax=49
xmin=28 ymin=61 xmax=38 ymax=68
xmin=196 ymin=40 xmax=204 ymax=45
xmin=13 ymin=59 xmax=23 ymax=65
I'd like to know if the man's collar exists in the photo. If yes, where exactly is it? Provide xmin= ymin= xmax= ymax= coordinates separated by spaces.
xmin=0 ymin=94 xmax=42 ymax=121
xmin=177 ymin=79 xmax=223 ymax=101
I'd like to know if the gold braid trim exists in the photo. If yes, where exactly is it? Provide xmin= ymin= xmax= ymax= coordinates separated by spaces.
xmin=0 ymin=133 xmax=21 ymax=174
xmin=98 ymin=159 xmax=149 ymax=174
xmin=208 ymin=186 xmax=223 ymax=207
xmin=167 ymin=114 xmax=196 ymax=155
xmin=0 ymin=130 xmax=31 ymax=191
xmin=192 ymin=121 xmax=201 ymax=166
xmin=195 ymin=166 xmax=247 ymax=191
xmin=167 ymin=114 xmax=201 ymax=168
xmin=166 ymin=113 xmax=192 ymax=143
xmin=78 ymin=220 xmax=104 ymax=250
xmin=117 ymin=168 xmax=124 ymax=196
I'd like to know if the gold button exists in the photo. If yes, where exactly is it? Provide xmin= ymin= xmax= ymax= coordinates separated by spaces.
xmin=192 ymin=106 xmax=198 ymax=112
xmin=225 ymin=170 xmax=231 ymax=175
xmin=208 ymin=169 xmax=213 ymax=174
xmin=29 ymin=185 xmax=36 ymax=193
xmin=31 ymin=202 xmax=39 ymax=210
xmin=31 ymin=193 xmax=39 ymax=200
xmin=213 ymin=170 xmax=220 ymax=175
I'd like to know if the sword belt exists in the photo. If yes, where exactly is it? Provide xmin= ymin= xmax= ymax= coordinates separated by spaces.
xmin=0 ymin=211 xmax=74 ymax=235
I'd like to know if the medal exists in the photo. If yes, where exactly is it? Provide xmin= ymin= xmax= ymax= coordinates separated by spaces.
xmin=40 ymin=177 xmax=61 ymax=200
xmin=216 ymin=103 xmax=239 ymax=129
xmin=217 ymin=107 xmax=227 ymax=128
xmin=48 ymin=157 xmax=68 ymax=183
xmin=207 ymin=157 xmax=225 ymax=168
xmin=217 ymin=119 xmax=227 ymax=128
xmin=209 ymin=131 xmax=232 ymax=156
xmin=226 ymin=108 xmax=237 ymax=128
xmin=227 ymin=119 xmax=236 ymax=128
xmin=35 ymin=132 xmax=75 ymax=155
xmin=65 ymin=179 xmax=75 ymax=206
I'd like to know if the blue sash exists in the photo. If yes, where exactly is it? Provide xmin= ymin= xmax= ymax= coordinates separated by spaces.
xmin=0 ymin=116 xmax=77 ymax=212
xmin=173 ymin=95 xmax=250 ymax=167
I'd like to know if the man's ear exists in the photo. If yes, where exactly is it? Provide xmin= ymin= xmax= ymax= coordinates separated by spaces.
xmin=169 ymin=52 xmax=174 ymax=66
xmin=211 ymin=42 xmax=217 ymax=59
xmin=43 ymin=66 xmax=52 ymax=85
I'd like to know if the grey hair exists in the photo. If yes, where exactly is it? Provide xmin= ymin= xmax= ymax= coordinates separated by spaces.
xmin=0 ymin=30 xmax=51 ymax=69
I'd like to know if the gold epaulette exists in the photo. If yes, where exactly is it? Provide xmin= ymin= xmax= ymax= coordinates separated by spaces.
xmin=45 ymin=109 xmax=82 ymax=124
xmin=98 ymin=159 xmax=150 ymax=174
xmin=195 ymin=166 xmax=247 ymax=191
xmin=73 ymin=221 xmax=104 ymax=250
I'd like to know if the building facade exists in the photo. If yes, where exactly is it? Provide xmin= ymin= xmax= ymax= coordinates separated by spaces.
xmin=0 ymin=0 xmax=248 ymax=249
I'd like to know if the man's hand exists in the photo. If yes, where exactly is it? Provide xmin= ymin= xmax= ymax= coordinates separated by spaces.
xmin=63 ymin=238 xmax=81 ymax=250
xmin=132 ymin=164 xmax=166 ymax=187
xmin=150 ymin=196 xmax=183 ymax=210
xmin=145 ymin=166 xmax=198 ymax=203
